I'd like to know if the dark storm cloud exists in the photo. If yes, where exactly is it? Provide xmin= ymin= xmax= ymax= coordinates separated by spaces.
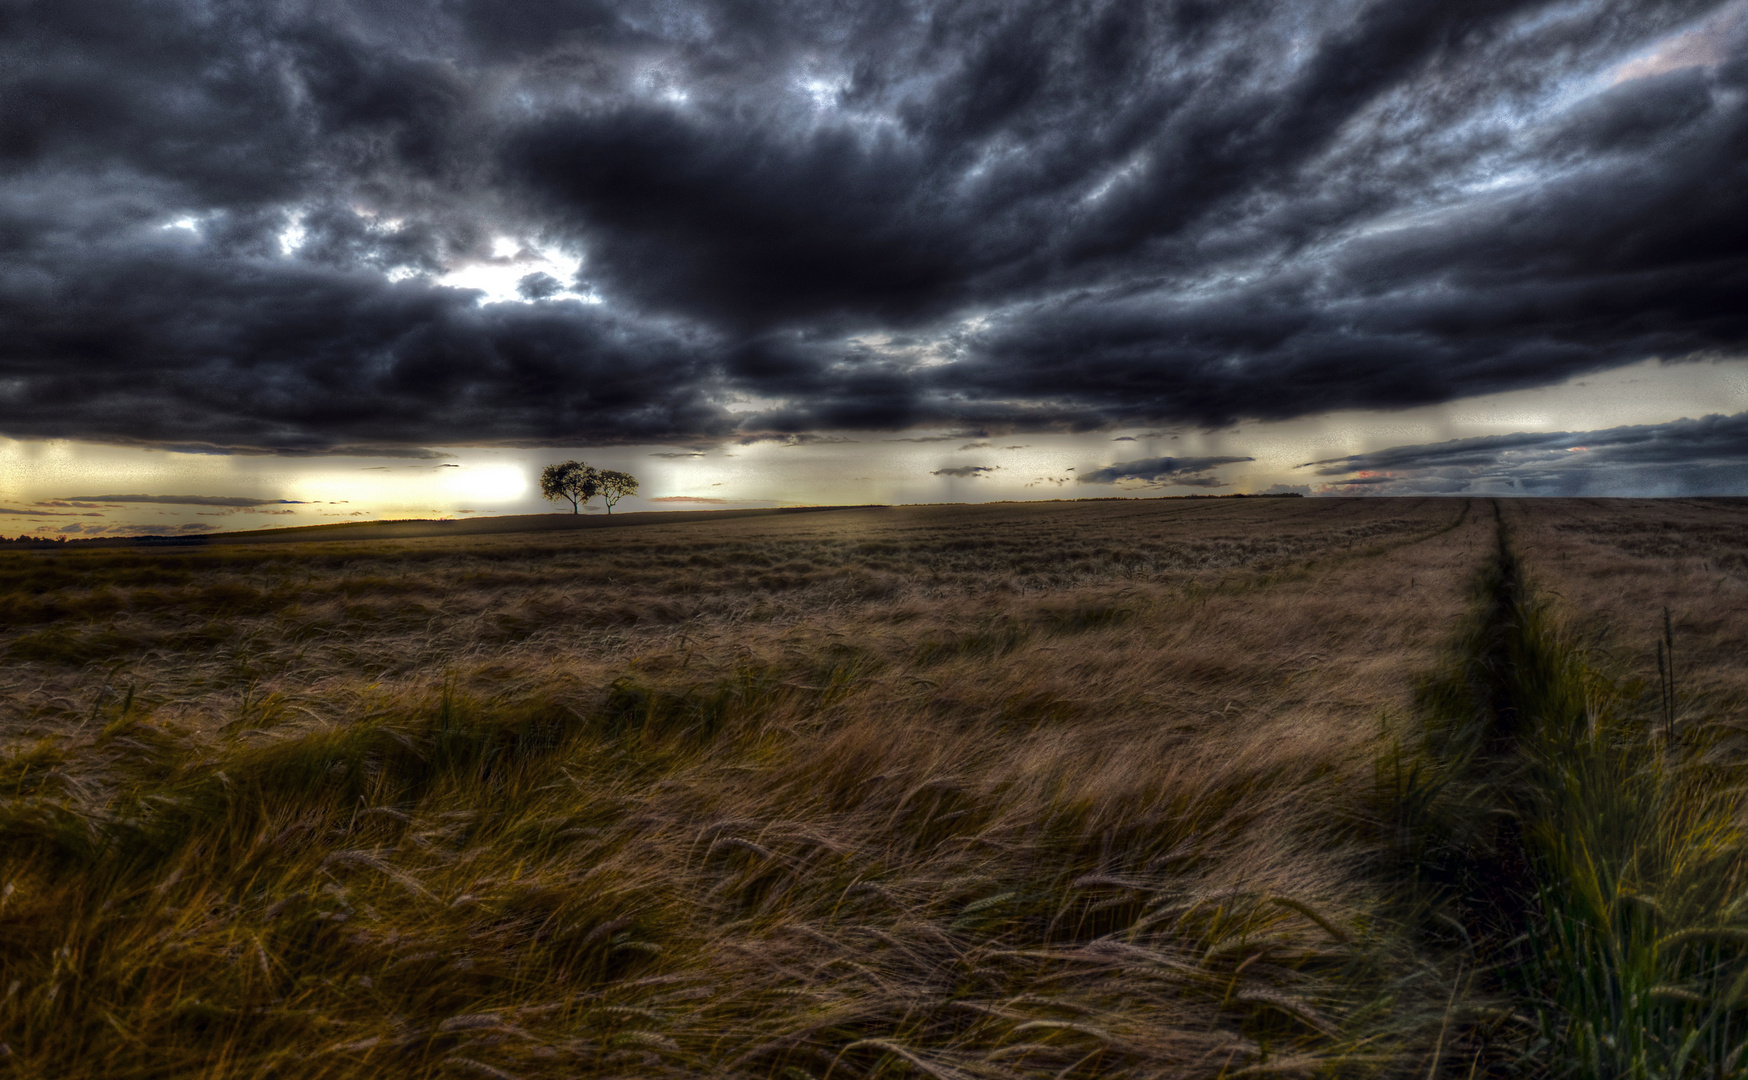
xmin=735 ymin=433 xmax=857 ymax=446
xmin=932 ymin=465 xmax=997 ymax=478
xmin=517 ymin=273 xmax=565 ymax=301
xmin=1078 ymin=455 xmax=1254 ymax=486
xmin=1301 ymin=411 xmax=1748 ymax=494
xmin=3 ymin=0 xmax=1746 ymax=453
xmin=0 ymin=240 xmax=732 ymax=450
xmin=888 ymin=431 xmax=990 ymax=443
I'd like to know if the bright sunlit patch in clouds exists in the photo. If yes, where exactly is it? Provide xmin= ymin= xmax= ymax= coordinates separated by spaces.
xmin=435 ymin=238 xmax=593 ymax=304
xmin=796 ymin=72 xmax=848 ymax=112
xmin=276 ymin=211 xmax=306 ymax=256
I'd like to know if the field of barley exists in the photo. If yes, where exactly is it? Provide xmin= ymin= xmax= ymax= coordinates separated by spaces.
xmin=1 ymin=496 xmax=1745 ymax=1079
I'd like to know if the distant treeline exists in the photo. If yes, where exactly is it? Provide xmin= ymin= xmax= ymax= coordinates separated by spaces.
xmin=1186 ymin=491 xmax=1304 ymax=498
xmin=0 ymin=534 xmax=189 ymax=548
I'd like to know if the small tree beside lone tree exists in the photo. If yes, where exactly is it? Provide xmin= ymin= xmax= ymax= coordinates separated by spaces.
xmin=539 ymin=460 xmax=597 ymax=514
xmin=595 ymin=470 xmax=638 ymax=514
xmin=538 ymin=461 xmax=639 ymax=514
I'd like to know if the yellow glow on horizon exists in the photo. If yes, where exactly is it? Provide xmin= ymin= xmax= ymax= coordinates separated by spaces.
xmin=441 ymin=463 xmax=529 ymax=504
xmin=0 ymin=355 xmax=1744 ymax=536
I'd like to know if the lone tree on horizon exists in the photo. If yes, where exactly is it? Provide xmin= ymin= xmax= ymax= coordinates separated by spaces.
xmin=595 ymin=470 xmax=639 ymax=514
xmin=539 ymin=460 xmax=598 ymax=514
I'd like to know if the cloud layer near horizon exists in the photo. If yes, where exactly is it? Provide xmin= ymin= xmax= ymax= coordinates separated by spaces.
xmin=1079 ymin=455 xmax=1254 ymax=487
xmin=4 ymin=0 xmax=1747 ymax=453
xmin=1303 ymin=410 xmax=1748 ymax=495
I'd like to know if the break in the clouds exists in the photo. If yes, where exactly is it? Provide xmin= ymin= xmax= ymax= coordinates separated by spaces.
xmin=3 ymin=0 xmax=1748 ymax=458
xmin=1302 ymin=411 xmax=1748 ymax=495
xmin=1079 ymin=455 xmax=1254 ymax=487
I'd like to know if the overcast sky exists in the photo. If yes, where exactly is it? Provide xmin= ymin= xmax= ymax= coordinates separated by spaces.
xmin=4 ymin=0 xmax=1747 ymax=534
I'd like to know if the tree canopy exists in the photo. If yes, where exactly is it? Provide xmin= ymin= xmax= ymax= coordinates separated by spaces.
xmin=595 ymin=470 xmax=638 ymax=514
xmin=539 ymin=461 xmax=597 ymax=514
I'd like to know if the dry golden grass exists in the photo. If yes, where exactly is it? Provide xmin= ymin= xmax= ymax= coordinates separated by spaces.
xmin=1504 ymin=498 xmax=1748 ymax=724
xmin=4 ymin=496 xmax=1740 ymax=1078
xmin=0 ymin=498 xmax=1472 ymax=740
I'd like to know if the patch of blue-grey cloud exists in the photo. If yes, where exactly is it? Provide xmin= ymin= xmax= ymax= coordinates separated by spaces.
xmin=1078 ymin=456 xmax=1255 ymax=488
xmin=1300 ymin=411 xmax=1748 ymax=495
